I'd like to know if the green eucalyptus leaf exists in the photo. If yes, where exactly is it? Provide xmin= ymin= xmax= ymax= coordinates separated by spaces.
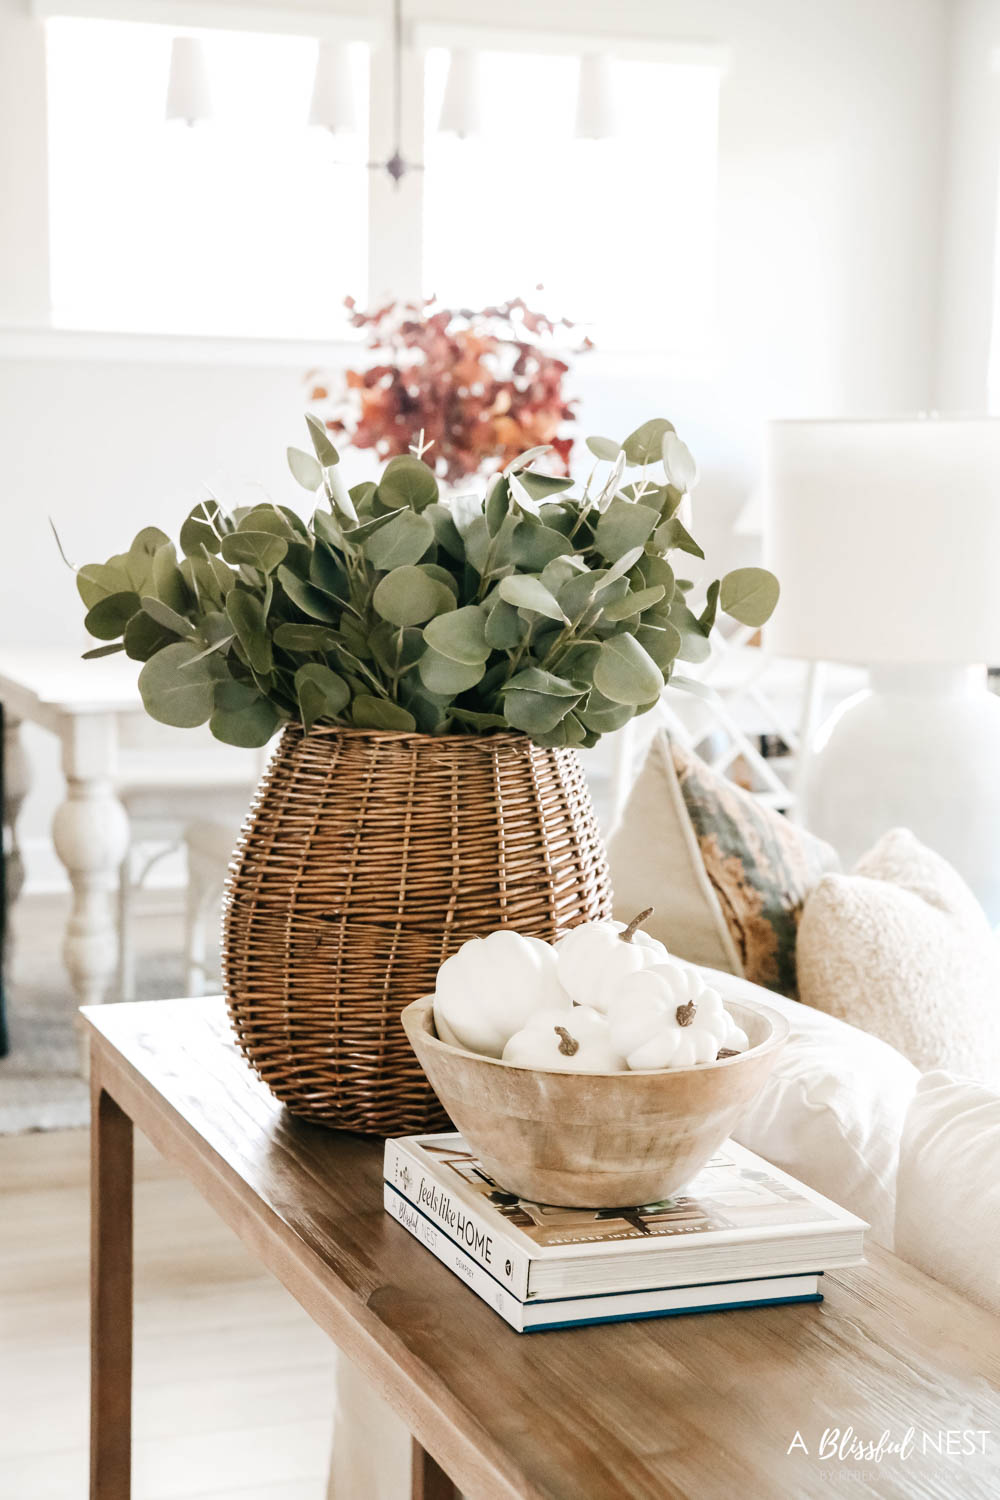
xmin=593 ymin=634 xmax=664 ymax=705
xmin=662 ymin=432 xmax=698 ymax=492
xmin=287 ymin=446 xmax=323 ymax=492
xmin=139 ymin=595 xmax=195 ymax=639
xmin=84 ymin=590 xmax=141 ymax=641
xmin=350 ymin=695 xmax=417 ymax=732
xmin=622 ymin=418 xmax=675 ymax=466
xmin=326 ymin=466 xmax=359 ymax=522
xmin=369 ymin=621 xmax=426 ymax=675
xmin=277 ymin=565 xmax=341 ymax=623
xmin=635 ymin=620 xmax=683 ymax=669
xmin=82 ymin=642 xmax=126 ymax=660
xmin=210 ymin=680 xmax=281 ymax=748
xmin=124 ymin=610 xmax=179 ymax=662
xmin=655 ymin=517 xmax=705 ymax=560
xmin=426 ymin=502 xmax=464 ymax=559
xmin=221 ymin=530 xmax=289 ymax=574
xmin=377 ymin=454 xmax=438 ymax=512
xmin=76 ymin=560 xmax=133 ymax=610
xmin=720 ymin=567 xmax=780 ymax=627
xmin=668 ymin=600 xmax=712 ymax=664
xmin=341 ymin=507 xmax=405 ymax=544
xmin=423 ymin=604 xmax=491 ymax=665
xmin=294 ymin=663 xmax=350 ymax=731
xmin=599 ymin=546 xmax=648 ymax=589
xmin=417 ymin=648 xmax=486 ymax=695
xmin=485 ymin=597 xmax=527 ymax=649
xmin=510 ymin=519 xmax=572 ymax=571
xmin=669 ymin=674 xmax=722 ymax=704
xmin=225 ymin=590 xmax=272 ymax=674
xmin=497 ymin=574 xmax=566 ymax=622
xmin=502 ymin=667 xmax=583 ymax=697
xmin=602 ymin=584 xmax=666 ymax=622
xmin=274 ymin=623 xmax=340 ymax=654
xmin=594 ymin=499 xmax=659 ymax=562
xmin=363 ymin=509 xmax=435 ymax=570
xmin=503 ymin=688 xmax=579 ymax=735
xmin=305 ymin=413 xmax=340 ymax=468
xmin=449 ymin=708 xmax=508 ymax=731
xmin=585 ymin=435 xmax=622 ymax=462
xmin=179 ymin=500 xmax=226 ymax=558
xmin=515 ymin=472 xmax=575 ymax=501
xmin=138 ymin=641 xmax=227 ymax=728
xmin=699 ymin=579 xmax=721 ymax=633
xmin=485 ymin=475 xmax=510 ymax=537
xmin=150 ymin=542 xmax=191 ymax=614
xmin=373 ymin=566 xmax=454 ymax=627
xmin=504 ymin=444 xmax=552 ymax=473
xmin=577 ymin=689 xmax=635 ymax=734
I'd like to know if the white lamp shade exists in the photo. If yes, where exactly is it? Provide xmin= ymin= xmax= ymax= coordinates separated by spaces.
xmin=165 ymin=35 xmax=212 ymax=125
xmin=574 ymin=54 xmax=616 ymax=139
xmin=764 ymin=417 xmax=1000 ymax=664
xmin=309 ymin=40 xmax=358 ymax=133
xmin=438 ymin=50 xmax=482 ymax=138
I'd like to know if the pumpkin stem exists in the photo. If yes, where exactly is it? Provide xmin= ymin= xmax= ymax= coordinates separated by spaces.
xmin=554 ymin=1025 xmax=580 ymax=1057
xmin=619 ymin=907 xmax=654 ymax=944
xmin=676 ymin=1000 xmax=697 ymax=1028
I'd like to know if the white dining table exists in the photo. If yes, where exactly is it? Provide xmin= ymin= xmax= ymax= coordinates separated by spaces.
xmin=0 ymin=646 xmax=143 ymax=1012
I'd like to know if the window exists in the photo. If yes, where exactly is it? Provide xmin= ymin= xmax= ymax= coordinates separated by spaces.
xmin=45 ymin=18 xmax=369 ymax=338
xmin=422 ymin=48 xmax=720 ymax=355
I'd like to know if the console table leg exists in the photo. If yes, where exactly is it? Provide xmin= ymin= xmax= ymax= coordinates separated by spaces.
xmin=90 ymin=1067 xmax=133 ymax=1499
xmin=411 ymin=1439 xmax=458 ymax=1500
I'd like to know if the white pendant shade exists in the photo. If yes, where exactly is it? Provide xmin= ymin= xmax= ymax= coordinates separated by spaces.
xmin=574 ymin=54 xmax=616 ymax=140
xmin=165 ymin=35 xmax=212 ymax=126
xmin=438 ymin=50 xmax=482 ymax=138
xmin=309 ymin=40 xmax=358 ymax=133
xmin=765 ymin=417 xmax=1000 ymax=664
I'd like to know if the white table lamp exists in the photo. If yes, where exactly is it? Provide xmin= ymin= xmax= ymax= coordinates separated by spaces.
xmin=765 ymin=416 xmax=1000 ymax=918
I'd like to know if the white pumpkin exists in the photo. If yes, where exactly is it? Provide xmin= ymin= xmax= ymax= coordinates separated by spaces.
xmin=502 ymin=1006 xmax=625 ymax=1072
xmin=555 ymin=907 xmax=670 ymax=1013
xmin=432 ymin=930 xmax=570 ymax=1058
xmin=608 ymin=962 xmax=749 ymax=1070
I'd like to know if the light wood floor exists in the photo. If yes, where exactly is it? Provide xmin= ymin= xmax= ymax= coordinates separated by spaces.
xmin=0 ymin=1126 xmax=339 ymax=1499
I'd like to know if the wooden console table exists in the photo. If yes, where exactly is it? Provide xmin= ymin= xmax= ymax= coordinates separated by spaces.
xmin=85 ymin=997 xmax=1000 ymax=1500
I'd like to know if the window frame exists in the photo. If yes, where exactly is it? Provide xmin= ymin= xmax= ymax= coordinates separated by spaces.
xmin=32 ymin=1 xmax=727 ymax=363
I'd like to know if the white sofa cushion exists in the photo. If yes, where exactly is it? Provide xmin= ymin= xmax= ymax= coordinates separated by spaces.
xmin=693 ymin=965 xmax=919 ymax=1248
xmin=894 ymin=1070 xmax=1000 ymax=1314
xmin=797 ymin=828 xmax=1000 ymax=1084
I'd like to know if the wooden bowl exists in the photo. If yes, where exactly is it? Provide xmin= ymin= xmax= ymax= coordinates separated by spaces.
xmin=401 ymin=997 xmax=789 ymax=1207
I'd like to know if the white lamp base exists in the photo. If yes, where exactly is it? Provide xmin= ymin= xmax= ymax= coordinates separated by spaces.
xmin=800 ymin=664 xmax=1000 ymax=921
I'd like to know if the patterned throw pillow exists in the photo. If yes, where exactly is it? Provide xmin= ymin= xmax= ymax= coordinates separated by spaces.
xmin=607 ymin=732 xmax=839 ymax=997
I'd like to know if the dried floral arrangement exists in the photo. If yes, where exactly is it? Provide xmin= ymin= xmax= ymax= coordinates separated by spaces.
xmin=72 ymin=416 xmax=779 ymax=750
xmin=311 ymin=296 xmax=589 ymax=483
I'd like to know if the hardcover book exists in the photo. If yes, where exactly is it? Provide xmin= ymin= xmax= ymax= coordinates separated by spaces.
xmin=383 ymin=1133 xmax=867 ymax=1302
xmin=384 ymin=1181 xmax=824 ymax=1332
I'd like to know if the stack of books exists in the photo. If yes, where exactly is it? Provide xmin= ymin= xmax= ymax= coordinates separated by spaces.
xmin=384 ymin=1133 xmax=867 ymax=1333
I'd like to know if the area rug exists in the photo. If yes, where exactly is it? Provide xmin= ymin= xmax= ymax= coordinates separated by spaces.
xmin=0 ymin=896 xmax=191 ymax=1135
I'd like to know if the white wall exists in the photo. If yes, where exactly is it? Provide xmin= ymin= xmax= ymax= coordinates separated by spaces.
xmin=0 ymin=0 xmax=959 ymax=883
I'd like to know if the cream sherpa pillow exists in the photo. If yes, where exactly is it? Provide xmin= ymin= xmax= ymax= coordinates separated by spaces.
xmin=796 ymin=829 xmax=1000 ymax=1084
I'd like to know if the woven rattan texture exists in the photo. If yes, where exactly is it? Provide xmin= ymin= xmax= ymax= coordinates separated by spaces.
xmin=222 ymin=726 xmax=613 ymax=1133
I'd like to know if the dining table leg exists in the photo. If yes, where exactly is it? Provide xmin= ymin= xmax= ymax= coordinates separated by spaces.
xmin=411 ymin=1438 xmax=459 ymax=1500
xmin=52 ymin=712 xmax=129 ymax=1012
xmin=90 ymin=1059 xmax=134 ymax=1499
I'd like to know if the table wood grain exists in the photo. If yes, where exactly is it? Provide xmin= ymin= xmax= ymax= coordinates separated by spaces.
xmin=84 ymin=997 xmax=1000 ymax=1500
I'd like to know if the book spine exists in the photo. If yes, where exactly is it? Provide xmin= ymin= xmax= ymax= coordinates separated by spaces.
xmin=383 ymin=1139 xmax=532 ymax=1299
xmin=384 ymin=1184 xmax=526 ymax=1332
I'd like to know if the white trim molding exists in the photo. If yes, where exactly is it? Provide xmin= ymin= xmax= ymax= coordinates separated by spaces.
xmin=0 ymin=324 xmax=363 ymax=368
xmin=30 ymin=0 xmax=383 ymax=44
xmin=413 ymin=23 xmax=729 ymax=71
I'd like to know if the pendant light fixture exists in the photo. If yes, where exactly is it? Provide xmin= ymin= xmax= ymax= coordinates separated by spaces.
xmin=309 ymin=40 xmax=359 ymax=134
xmin=574 ymin=53 xmax=616 ymax=140
xmin=370 ymin=0 xmax=421 ymax=185
xmin=437 ymin=50 xmax=482 ymax=138
xmin=165 ymin=35 xmax=213 ymax=126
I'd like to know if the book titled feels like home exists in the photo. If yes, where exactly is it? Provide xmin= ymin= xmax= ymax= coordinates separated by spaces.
xmin=383 ymin=1133 xmax=867 ymax=1333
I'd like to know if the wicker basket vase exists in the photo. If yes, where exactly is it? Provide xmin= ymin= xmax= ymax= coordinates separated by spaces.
xmin=222 ymin=726 xmax=612 ymax=1133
